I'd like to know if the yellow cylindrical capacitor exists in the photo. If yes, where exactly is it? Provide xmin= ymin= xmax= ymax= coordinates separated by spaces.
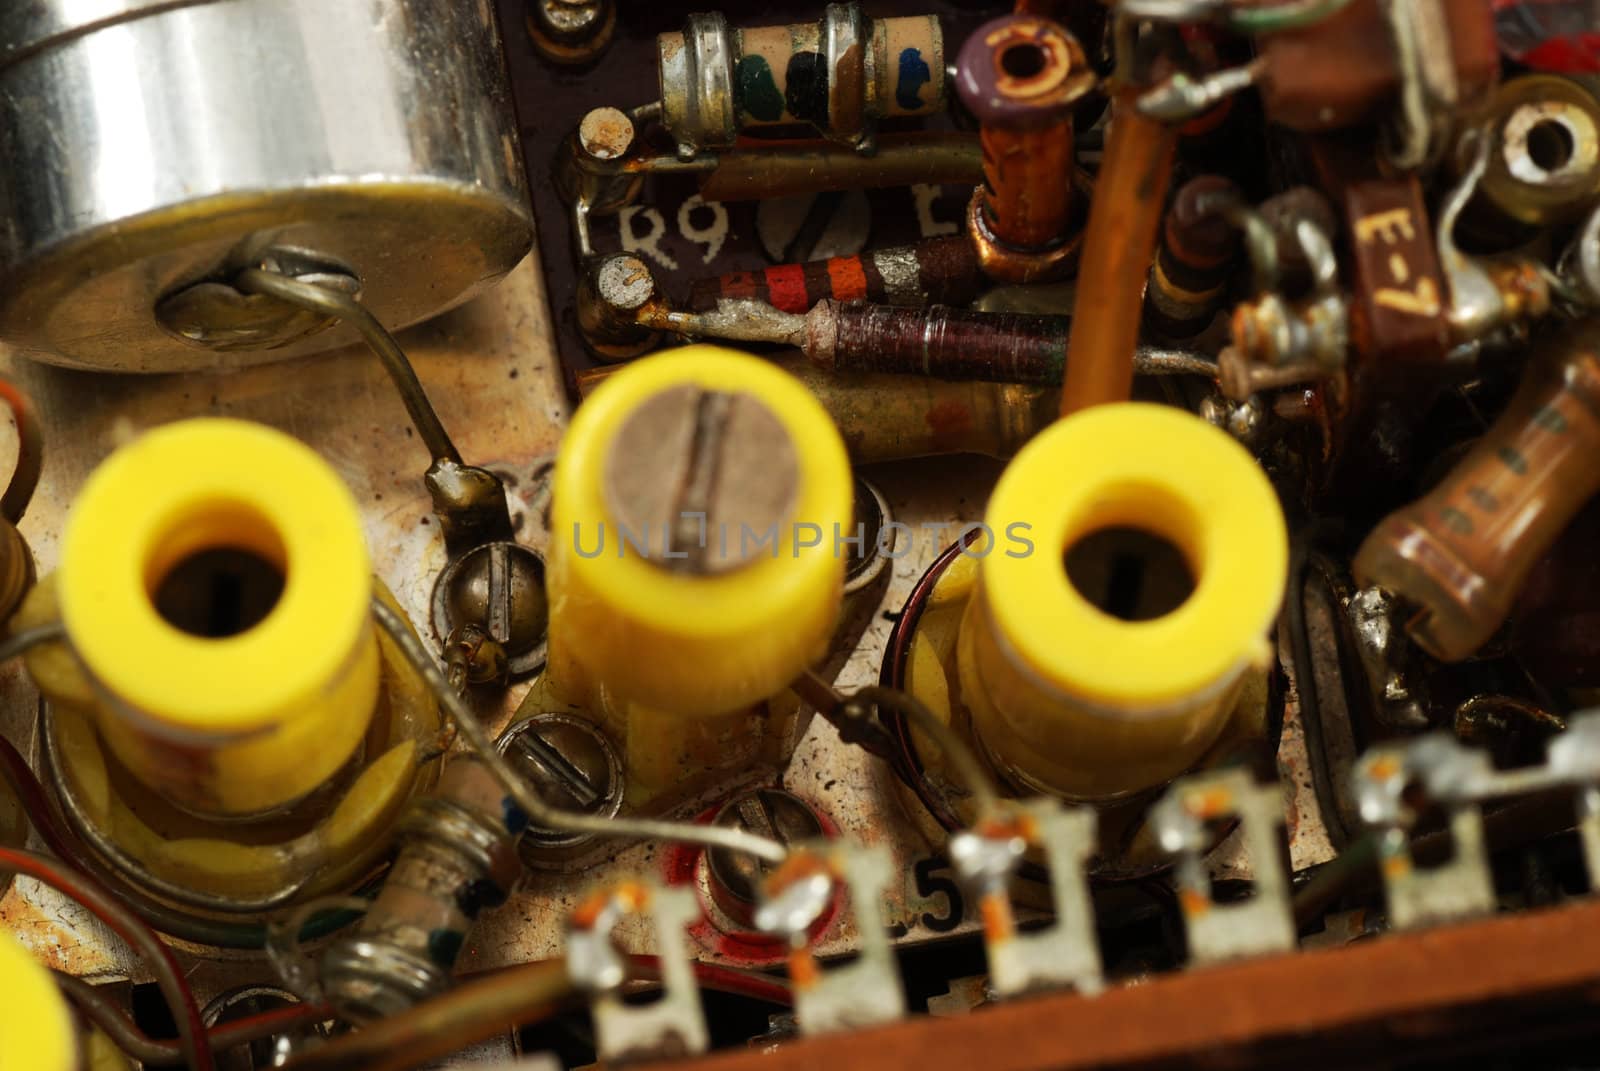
xmin=958 ymin=403 xmax=1287 ymax=800
xmin=55 ymin=418 xmax=379 ymax=817
xmin=0 ymin=930 xmax=78 ymax=1071
xmin=545 ymin=345 xmax=852 ymax=799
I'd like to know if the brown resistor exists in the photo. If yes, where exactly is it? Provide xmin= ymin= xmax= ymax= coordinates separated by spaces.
xmin=1144 ymin=175 xmax=1243 ymax=339
xmin=688 ymin=237 xmax=982 ymax=315
xmin=805 ymin=301 xmax=1070 ymax=384
xmin=1354 ymin=322 xmax=1600 ymax=662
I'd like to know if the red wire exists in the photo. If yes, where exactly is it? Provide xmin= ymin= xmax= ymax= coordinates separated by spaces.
xmin=0 ymin=734 xmax=80 ymax=861
xmin=0 ymin=377 xmax=42 ymax=524
xmin=0 ymin=845 xmax=214 ymax=1070
xmin=0 ymin=736 xmax=214 ymax=1071
xmin=207 ymin=1003 xmax=332 ymax=1051
xmin=3 ymin=738 xmax=788 ymax=1062
xmin=629 ymin=953 xmax=794 ymax=1007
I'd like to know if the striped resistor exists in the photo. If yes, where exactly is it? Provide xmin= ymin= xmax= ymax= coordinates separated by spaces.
xmin=689 ymin=236 xmax=982 ymax=315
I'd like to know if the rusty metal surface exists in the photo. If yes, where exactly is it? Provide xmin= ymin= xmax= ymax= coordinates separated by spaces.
xmin=0 ymin=247 xmax=1029 ymax=987
xmin=0 ymin=249 xmax=1334 ymax=999
xmin=465 ymin=453 xmax=1015 ymax=973
xmin=0 ymin=257 xmax=564 ymax=984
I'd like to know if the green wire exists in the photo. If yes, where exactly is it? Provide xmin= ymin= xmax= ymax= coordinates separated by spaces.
xmin=1228 ymin=0 xmax=1354 ymax=34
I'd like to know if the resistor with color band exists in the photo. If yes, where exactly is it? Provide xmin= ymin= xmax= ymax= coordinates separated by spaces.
xmin=689 ymin=237 xmax=982 ymax=315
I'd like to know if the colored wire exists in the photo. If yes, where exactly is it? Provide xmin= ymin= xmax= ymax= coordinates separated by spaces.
xmin=0 ymin=847 xmax=212 ymax=1071
xmin=845 ymin=685 xmax=999 ymax=818
xmin=0 ymin=377 xmax=43 ymax=524
xmin=281 ymin=953 xmax=786 ymax=1071
xmin=53 ymin=971 xmax=331 ymax=1065
xmin=369 ymin=596 xmax=790 ymax=865
xmin=280 ymin=957 xmax=576 ymax=1071
xmin=1227 ymin=0 xmax=1353 ymax=33
xmin=0 ymin=621 xmax=63 ymax=667
xmin=1291 ymin=832 xmax=1380 ymax=929
xmin=632 ymin=955 xmax=793 ymax=1007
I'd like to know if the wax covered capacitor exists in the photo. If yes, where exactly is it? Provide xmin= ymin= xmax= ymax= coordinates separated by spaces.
xmin=958 ymin=403 xmax=1286 ymax=799
xmin=579 ymin=353 xmax=1058 ymax=464
xmin=1355 ymin=322 xmax=1600 ymax=662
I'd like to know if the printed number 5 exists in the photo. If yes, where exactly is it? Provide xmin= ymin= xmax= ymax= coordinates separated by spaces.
xmin=913 ymin=857 xmax=965 ymax=933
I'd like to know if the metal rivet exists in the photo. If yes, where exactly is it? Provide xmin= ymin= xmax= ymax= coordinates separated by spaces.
xmin=430 ymin=542 xmax=548 ymax=678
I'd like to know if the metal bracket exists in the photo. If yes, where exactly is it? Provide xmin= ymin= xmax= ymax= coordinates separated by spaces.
xmin=1354 ymin=734 xmax=1497 ymax=930
xmin=755 ymin=840 xmax=905 ymax=1036
xmin=567 ymin=882 xmax=709 ymax=1063
xmin=1154 ymin=768 xmax=1295 ymax=964
xmin=950 ymin=799 xmax=1102 ymax=997
xmin=1355 ymin=715 xmax=1600 ymax=927
xmin=1545 ymin=714 xmax=1600 ymax=889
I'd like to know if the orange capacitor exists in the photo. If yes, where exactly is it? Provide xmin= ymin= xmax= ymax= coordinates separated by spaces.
xmin=1060 ymin=90 xmax=1178 ymax=416
xmin=1354 ymin=322 xmax=1600 ymax=662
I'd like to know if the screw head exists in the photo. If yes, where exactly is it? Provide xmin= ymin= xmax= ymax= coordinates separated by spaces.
xmin=844 ymin=477 xmax=890 ymax=593
xmin=430 ymin=542 xmax=548 ymax=678
xmin=602 ymin=386 xmax=799 ymax=575
xmin=201 ymin=984 xmax=328 ymax=1068
xmin=497 ymin=713 xmax=623 ymax=866
xmin=706 ymin=789 xmax=824 ymax=928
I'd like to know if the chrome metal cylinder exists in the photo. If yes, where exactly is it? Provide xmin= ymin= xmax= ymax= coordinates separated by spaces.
xmin=0 ymin=0 xmax=533 ymax=372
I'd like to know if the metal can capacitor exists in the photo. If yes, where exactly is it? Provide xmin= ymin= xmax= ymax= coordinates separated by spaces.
xmin=0 ymin=0 xmax=532 ymax=372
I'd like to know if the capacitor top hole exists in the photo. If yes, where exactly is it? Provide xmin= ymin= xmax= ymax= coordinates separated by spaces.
xmin=1063 ymin=525 xmax=1195 ymax=623
xmin=999 ymin=42 xmax=1047 ymax=80
xmin=146 ymin=502 xmax=287 ymax=639
xmin=1526 ymin=118 xmax=1575 ymax=175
